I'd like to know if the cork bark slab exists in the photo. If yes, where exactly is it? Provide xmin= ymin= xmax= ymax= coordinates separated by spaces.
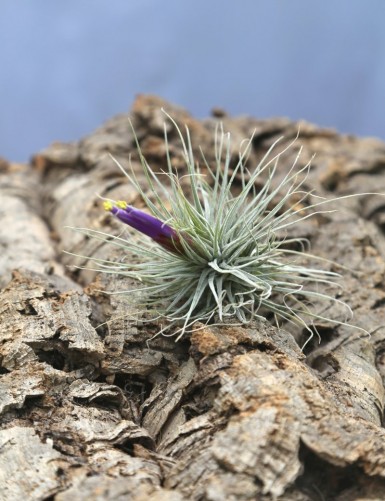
xmin=2 ymin=95 xmax=385 ymax=500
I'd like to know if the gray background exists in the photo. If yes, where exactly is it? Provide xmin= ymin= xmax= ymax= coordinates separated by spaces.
xmin=1 ymin=0 xmax=384 ymax=161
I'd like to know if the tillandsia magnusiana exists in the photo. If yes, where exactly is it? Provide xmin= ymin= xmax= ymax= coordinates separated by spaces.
xmin=71 ymin=112 xmax=369 ymax=346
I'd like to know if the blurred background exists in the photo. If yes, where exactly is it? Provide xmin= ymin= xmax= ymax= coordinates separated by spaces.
xmin=1 ymin=0 xmax=384 ymax=162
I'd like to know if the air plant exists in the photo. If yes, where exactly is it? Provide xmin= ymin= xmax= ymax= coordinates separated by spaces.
xmin=72 ymin=112 xmax=364 ymax=345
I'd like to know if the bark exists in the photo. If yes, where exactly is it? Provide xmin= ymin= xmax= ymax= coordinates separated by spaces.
xmin=1 ymin=95 xmax=385 ymax=500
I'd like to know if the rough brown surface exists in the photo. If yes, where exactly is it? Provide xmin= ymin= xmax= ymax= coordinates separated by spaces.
xmin=2 ymin=95 xmax=385 ymax=500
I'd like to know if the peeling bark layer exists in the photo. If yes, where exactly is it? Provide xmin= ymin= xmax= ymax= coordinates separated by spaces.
xmin=2 ymin=95 xmax=385 ymax=500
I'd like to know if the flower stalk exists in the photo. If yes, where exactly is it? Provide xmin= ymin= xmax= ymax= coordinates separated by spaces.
xmin=103 ymin=200 xmax=185 ymax=254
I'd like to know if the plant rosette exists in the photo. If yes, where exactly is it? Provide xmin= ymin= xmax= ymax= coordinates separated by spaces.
xmin=70 ymin=112 xmax=369 ymax=347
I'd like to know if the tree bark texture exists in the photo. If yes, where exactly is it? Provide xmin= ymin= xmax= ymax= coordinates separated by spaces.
xmin=2 ymin=95 xmax=385 ymax=500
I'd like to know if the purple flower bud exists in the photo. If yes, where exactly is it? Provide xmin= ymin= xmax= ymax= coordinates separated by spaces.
xmin=104 ymin=200 xmax=185 ymax=254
